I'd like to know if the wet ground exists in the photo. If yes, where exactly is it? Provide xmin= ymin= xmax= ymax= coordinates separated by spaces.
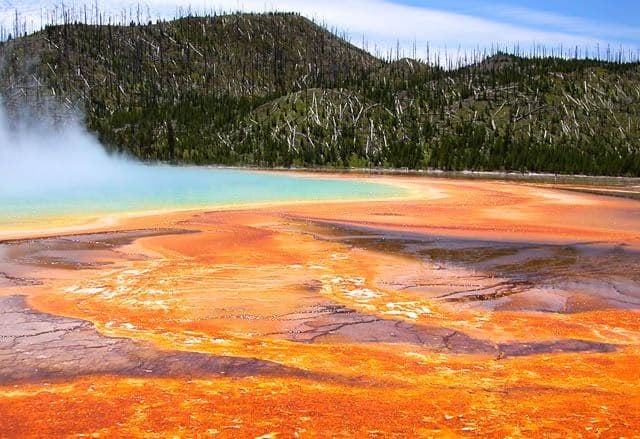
xmin=298 ymin=220 xmax=640 ymax=313
xmin=0 ymin=295 xmax=315 ymax=385
xmin=1 ymin=175 xmax=639 ymax=437
xmin=0 ymin=227 xmax=621 ymax=376
xmin=0 ymin=229 xmax=192 ymax=273
xmin=549 ymin=183 xmax=640 ymax=201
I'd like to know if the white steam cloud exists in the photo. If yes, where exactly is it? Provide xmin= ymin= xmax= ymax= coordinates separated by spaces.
xmin=0 ymin=100 xmax=398 ymax=224
xmin=0 ymin=101 xmax=133 ymax=199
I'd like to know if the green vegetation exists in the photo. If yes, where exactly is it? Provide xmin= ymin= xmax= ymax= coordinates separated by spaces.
xmin=1 ymin=13 xmax=639 ymax=175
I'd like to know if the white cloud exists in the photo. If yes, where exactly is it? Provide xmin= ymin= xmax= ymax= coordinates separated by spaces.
xmin=1 ymin=0 xmax=638 ymax=63
xmin=487 ymin=5 xmax=640 ymax=43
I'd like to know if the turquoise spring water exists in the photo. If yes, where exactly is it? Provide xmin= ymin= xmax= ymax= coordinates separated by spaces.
xmin=0 ymin=103 xmax=405 ymax=228
xmin=0 ymin=166 xmax=405 ymax=225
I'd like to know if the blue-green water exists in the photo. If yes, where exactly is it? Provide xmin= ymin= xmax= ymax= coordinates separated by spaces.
xmin=0 ymin=108 xmax=403 ymax=227
xmin=0 ymin=166 xmax=404 ymax=225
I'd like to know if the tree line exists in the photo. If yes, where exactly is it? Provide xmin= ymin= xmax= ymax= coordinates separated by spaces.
xmin=1 ymin=13 xmax=639 ymax=176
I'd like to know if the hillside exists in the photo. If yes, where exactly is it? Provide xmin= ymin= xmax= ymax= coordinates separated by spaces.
xmin=1 ymin=13 xmax=639 ymax=176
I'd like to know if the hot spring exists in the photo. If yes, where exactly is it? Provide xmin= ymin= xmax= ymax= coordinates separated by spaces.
xmin=0 ymin=104 xmax=404 ymax=230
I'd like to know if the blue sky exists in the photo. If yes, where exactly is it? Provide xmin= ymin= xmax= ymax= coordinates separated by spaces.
xmin=2 ymin=0 xmax=639 ymax=62
xmin=393 ymin=0 xmax=640 ymax=46
xmin=397 ymin=0 xmax=640 ymax=28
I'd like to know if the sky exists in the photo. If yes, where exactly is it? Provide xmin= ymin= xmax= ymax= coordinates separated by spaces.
xmin=1 ymin=0 xmax=639 ymax=63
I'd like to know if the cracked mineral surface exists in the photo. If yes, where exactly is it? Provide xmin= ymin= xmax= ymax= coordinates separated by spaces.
xmin=1 ymin=175 xmax=639 ymax=437
xmin=0 ymin=295 xmax=331 ymax=385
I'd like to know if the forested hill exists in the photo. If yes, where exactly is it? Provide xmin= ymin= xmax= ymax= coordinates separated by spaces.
xmin=1 ymin=12 xmax=639 ymax=176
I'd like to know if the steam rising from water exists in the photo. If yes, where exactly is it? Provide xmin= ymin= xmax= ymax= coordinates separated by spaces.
xmin=0 ymin=102 xmax=132 ymax=199
xmin=0 ymin=103 xmax=400 ymax=223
